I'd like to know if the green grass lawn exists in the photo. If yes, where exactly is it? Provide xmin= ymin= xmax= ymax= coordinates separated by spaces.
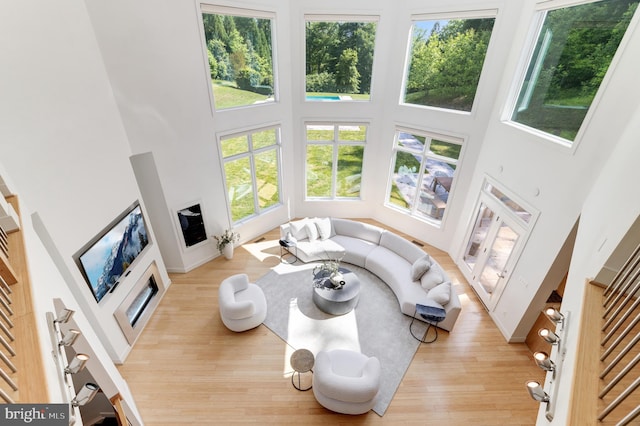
xmin=212 ymin=80 xmax=272 ymax=110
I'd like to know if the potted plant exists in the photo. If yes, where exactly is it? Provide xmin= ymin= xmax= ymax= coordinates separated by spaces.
xmin=214 ymin=229 xmax=240 ymax=259
xmin=312 ymin=255 xmax=346 ymax=289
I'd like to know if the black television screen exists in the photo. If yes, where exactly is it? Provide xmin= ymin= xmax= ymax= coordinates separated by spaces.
xmin=74 ymin=202 xmax=150 ymax=303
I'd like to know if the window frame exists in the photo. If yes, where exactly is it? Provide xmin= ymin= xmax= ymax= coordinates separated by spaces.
xmin=218 ymin=124 xmax=283 ymax=224
xmin=199 ymin=4 xmax=279 ymax=112
xmin=400 ymin=9 xmax=498 ymax=114
xmin=303 ymin=14 xmax=380 ymax=103
xmin=304 ymin=122 xmax=368 ymax=200
xmin=503 ymin=0 xmax=639 ymax=150
xmin=384 ymin=127 xmax=464 ymax=226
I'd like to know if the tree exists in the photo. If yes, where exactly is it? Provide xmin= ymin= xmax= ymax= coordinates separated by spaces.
xmin=405 ymin=18 xmax=494 ymax=109
xmin=543 ymin=0 xmax=638 ymax=102
xmin=335 ymin=48 xmax=360 ymax=93
xmin=306 ymin=22 xmax=340 ymax=74
xmin=203 ymin=13 xmax=274 ymax=89
xmin=351 ymin=23 xmax=376 ymax=94
xmin=305 ymin=21 xmax=376 ymax=94
xmin=227 ymin=28 xmax=248 ymax=80
xmin=208 ymin=39 xmax=231 ymax=80
xmin=207 ymin=49 xmax=218 ymax=78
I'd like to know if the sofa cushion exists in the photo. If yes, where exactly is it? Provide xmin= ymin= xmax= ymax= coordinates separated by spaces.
xmin=314 ymin=217 xmax=332 ymax=240
xmin=331 ymin=235 xmax=377 ymax=267
xmin=332 ymin=218 xmax=383 ymax=244
xmin=365 ymin=246 xmax=411 ymax=294
xmin=295 ymin=239 xmax=346 ymax=263
xmin=305 ymin=222 xmax=319 ymax=242
xmin=420 ymin=263 xmax=444 ymax=291
xmin=427 ymin=281 xmax=451 ymax=305
xmin=411 ymin=254 xmax=431 ymax=281
xmin=290 ymin=218 xmax=310 ymax=241
xmin=379 ymin=231 xmax=425 ymax=264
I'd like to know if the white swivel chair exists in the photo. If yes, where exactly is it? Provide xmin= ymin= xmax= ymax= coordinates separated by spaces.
xmin=312 ymin=349 xmax=381 ymax=415
xmin=218 ymin=274 xmax=267 ymax=332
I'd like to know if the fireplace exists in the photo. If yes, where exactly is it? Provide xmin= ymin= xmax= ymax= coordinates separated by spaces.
xmin=114 ymin=262 xmax=163 ymax=345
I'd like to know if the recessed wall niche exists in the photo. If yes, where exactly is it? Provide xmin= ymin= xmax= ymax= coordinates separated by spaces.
xmin=176 ymin=202 xmax=208 ymax=249
xmin=114 ymin=262 xmax=165 ymax=345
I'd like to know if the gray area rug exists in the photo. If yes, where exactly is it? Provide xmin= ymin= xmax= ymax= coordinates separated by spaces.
xmin=256 ymin=262 xmax=427 ymax=416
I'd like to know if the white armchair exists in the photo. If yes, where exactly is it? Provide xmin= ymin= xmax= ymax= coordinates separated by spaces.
xmin=218 ymin=274 xmax=267 ymax=332
xmin=312 ymin=349 xmax=381 ymax=415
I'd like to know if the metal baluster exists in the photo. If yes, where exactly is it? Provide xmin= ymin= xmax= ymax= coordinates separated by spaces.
xmin=0 ymin=367 xmax=18 ymax=391
xmin=0 ymin=285 xmax=10 ymax=305
xmin=0 ymin=334 xmax=15 ymax=356
xmin=604 ymin=243 xmax=640 ymax=299
xmin=598 ymin=376 xmax=640 ymax=421
xmin=0 ymin=276 xmax=11 ymax=294
xmin=0 ymin=296 xmax=13 ymax=316
xmin=597 ymin=244 xmax=640 ymax=424
xmin=603 ymin=263 xmax=640 ymax=317
xmin=0 ymin=308 xmax=13 ymax=329
xmin=0 ymin=351 xmax=16 ymax=373
xmin=0 ymin=387 xmax=14 ymax=404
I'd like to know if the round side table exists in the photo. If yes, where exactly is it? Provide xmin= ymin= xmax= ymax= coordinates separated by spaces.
xmin=290 ymin=348 xmax=314 ymax=391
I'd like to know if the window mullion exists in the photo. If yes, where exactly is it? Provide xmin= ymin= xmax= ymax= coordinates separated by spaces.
xmin=410 ymin=155 xmax=427 ymax=214
xmin=249 ymin=154 xmax=259 ymax=214
xmin=333 ymin=124 xmax=339 ymax=198
xmin=332 ymin=142 xmax=339 ymax=199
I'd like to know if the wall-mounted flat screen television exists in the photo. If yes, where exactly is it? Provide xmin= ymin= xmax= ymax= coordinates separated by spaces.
xmin=74 ymin=202 xmax=150 ymax=303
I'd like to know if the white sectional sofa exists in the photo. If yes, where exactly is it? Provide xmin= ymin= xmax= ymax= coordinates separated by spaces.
xmin=280 ymin=217 xmax=461 ymax=332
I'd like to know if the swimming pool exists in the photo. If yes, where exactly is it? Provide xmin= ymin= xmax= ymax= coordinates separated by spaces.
xmin=306 ymin=95 xmax=342 ymax=101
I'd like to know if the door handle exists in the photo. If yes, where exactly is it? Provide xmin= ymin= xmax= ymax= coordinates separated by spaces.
xmin=496 ymin=272 xmax=505 ymax=278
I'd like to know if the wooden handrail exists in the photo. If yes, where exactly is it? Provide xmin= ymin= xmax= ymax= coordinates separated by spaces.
xmin=568 ymin=280 xmax=603 ymax=425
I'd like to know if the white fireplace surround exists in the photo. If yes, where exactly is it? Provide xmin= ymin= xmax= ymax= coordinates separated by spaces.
xmin=114 ymin=262 xmax=165 ymax=345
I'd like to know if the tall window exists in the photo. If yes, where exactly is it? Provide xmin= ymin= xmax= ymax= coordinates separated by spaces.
xmin=403 ymin=13 xmax=496 ymax=111
xmin=510 ymin=0 xmax=638 ymax=143
xmin=305 ymin=123 xmax=366 ymax=198
xmin=305 ymin=16 xmax=378 ymax=101
xmin=201 ymin=6 xmax=276 ymax=110
xmin=386 ymin=129 xmax=462 ymax=222
xmin=220 ymin=127 xmax=281 ymax=223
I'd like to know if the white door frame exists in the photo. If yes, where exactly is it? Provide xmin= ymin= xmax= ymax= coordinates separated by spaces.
xmin=458 ymin=177 xmax=538 ymax=311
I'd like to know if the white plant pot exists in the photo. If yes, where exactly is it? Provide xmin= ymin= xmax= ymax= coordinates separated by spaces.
xmin=222 ymin=244 xmax=234 ymax=260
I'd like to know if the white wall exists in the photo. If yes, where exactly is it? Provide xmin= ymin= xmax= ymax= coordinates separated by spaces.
xmin=84 ymin=0 xmax=512 ymax=266
xmin=541 ymin=101 xmax=640 ymax=426
xmin=0 ymin=0 xmax=168 ymax=374
xmin=288 ymin=0 xmax=515 ymax=251
xmin=2 ymin=0 xmax=640 ymax=423
xmin=84 ymin=0 xmax=295 ymax=272
xmin=84 ymin=0 xmax=640 ymax=344
xmin=450 ymin=0 xmax=640 ymax=342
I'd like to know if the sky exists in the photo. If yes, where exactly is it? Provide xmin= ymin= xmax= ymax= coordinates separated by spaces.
xmin=414 ymin=20 xmax=449 ymax=39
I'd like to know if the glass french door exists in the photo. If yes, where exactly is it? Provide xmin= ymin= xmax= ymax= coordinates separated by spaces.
xmin=463 ymin=200 xmax=525 ymax=310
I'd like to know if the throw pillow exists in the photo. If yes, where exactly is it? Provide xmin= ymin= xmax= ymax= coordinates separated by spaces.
xmin=314 ymin=217 xmax=332 ymax=240
xmin=285 ymin=232 xmax=297 ymax=244
xmin=427 ymin=281 xmax=451 ymax=305
xmin=305 ymin=222 xmax=319 ymax=242
xmin=420 ymin=267 xmax=444 ymax=291
xmin=289 ymin=219 xmax=309 ymax=241
xmin=411 ymin=254 xmax=431 ymax=281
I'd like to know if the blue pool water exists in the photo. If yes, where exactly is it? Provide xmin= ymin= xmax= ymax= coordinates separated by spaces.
xmin=306 ymin=95 xmax=341 ymax=101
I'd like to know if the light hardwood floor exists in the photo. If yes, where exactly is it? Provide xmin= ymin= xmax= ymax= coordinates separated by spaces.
xmin=118 ymin=220 xmax=544 ymax=425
